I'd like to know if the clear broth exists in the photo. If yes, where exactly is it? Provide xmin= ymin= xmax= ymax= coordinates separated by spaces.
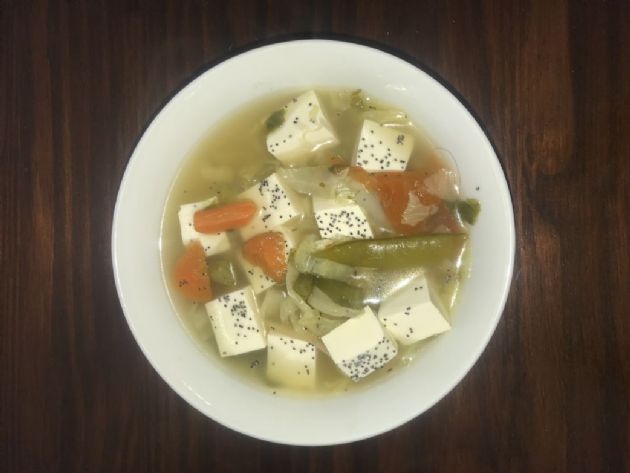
xmin=160 ymin=89 xmax=468 ymax=397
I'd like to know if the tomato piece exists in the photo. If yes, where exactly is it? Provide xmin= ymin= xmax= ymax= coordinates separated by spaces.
xmin=349 ymin=168 xmax=442 ymax=234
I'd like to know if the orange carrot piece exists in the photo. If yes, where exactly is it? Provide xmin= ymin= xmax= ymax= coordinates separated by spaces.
xmin=242 ymin=232 xmax=287 ymax=283
xmin=173 ymin=241 xmax=213 ymax=302
xmin=193 ymin=200 xmax=257 ymax=234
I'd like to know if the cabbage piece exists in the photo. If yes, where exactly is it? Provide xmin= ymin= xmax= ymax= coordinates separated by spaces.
xmin=423 ymin=167 xmax=460 ymax=202
xmin=286 ymin=261 xmax=319 ymax=315
xmin=307 ymin=287 xmax=362 ymax=318
xmin=351 ymin=89 xmax=412 ymax=126
xmin=362 ymin=110 xmax=412 ymax=127
xmin=277 ymin=166 xmax=349 ymax=198
xmin=401 ymin=193 xmax=438 ymax=226
xmin=260 ymin=286 xmax=285 ymax=320
xmin=285 ymin=261 xmax=342 ymax=337
xmin=279 ymin=297 xmax=301 ymax=329
xmin=291 ymin=308 xmax=342 ymax=338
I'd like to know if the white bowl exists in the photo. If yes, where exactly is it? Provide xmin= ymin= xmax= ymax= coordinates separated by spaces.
xmin=112 ymin=40 xmax=515 ymax=446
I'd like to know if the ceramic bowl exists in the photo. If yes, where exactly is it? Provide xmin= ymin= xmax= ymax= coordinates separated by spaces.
xmin=112 ymin=40 xmax=515 ymax=445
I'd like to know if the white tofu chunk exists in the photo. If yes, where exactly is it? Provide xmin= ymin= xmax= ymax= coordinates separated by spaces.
xmin=238 ymin=227 xmax=297 ymax=294
xmin=353 ymin=119 xmax=414 ymax=171
xmin=178 ymin=197 xmax=230 ymax=257
xmin=266 ymin=90 xmax=338 ymax=164
xmin=266 ymin=330 xmax=317 ymax=389
xmin=377 ymin=272 xmax=450 ymax=345
xmin=322 ymin=307 xmax=398 ymax=381
xmin=313 ymin=196 xmax=374 ymax=240
xmin=205 ymin=287 xmax=266 ymax=357
xmin=238 ymin=173 xmax=303 ymax=240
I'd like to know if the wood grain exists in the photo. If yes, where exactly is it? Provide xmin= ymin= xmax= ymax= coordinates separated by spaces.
xmin=2 ymin=0 xmax=629 ymax=471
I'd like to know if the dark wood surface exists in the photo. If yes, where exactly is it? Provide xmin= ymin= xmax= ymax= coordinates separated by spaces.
xmin=2 ymin=1 xmax=629 ymax=471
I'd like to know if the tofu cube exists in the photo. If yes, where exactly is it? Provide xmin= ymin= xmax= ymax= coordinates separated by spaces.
xmin=377 ymin=272 xmax=450 ymax=345
xmin=238 ymin=173 xmax=303 ymax=240
xmin=266 ymin=330 xmax=317 ymax=389
xmin=178 ymin=197 xmax=230 ymax=257
xmin=322 ymin=307 xmax=398 ymax=381
xmin=313 ymin=196 xmax=373 ymax=240
xmin=266 ymin=90 xmax=338 ymax=164
xmin=238 ymin=227 xmax=297 ymax=294
xmin=353 ymin=119 xmax=414 ymax=171
xmin=205 ymin=287 xmax=266 ymax=357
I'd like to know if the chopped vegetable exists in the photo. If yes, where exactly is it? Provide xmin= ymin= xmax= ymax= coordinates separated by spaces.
xmin=208 ymin=258 xmax=238 ymax=287
xmin=293 ymin=273 xmax=314 ymax=300
xmin=349 ymin=167 xmax=443 ymax=234
xmin=242 ymin=231 xmax=288 ymax=283
xmin=260 ymin=287 xmax=285 ymax=320
xmin=314 ymin=233 xmax=468 ymax=269
xmin=172 ymin=242 xmax=213 ymax=302
xmin=293 ymin=235 xmax=367 ymax=284
xmin=350 ymin=90 xmax=410 ymax=125
xmin=401 ymin=193 xmax=438 ymax=226
xmin=277 ymin=165 xmax=349 ymax=198
xmin=452 ymin=199 xmax=481 ymax=225
xmin=350 ymin=89 xmax=374 ymax=111
xmin=307 ymin=287 xmax=362 ymax=318
xmin=193 ymin=200 xmax=257 ymax=234
xmin=423 ymin=168 xmax=460 ymax=201
xmin=285 ymin=260 xmax=343 ymax=337
xmin=265 ymin=108 xmax=286 ymax=132
xmin=286 ymin=261 xmax=320 ymax=318
xmin=363 ymin=109 xmax=411 ymax=126
xmin=314 ymin=278 xmax=364 ymax=309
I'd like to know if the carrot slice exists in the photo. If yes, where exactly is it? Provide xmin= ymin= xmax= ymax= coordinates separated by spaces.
xmin=349 ymin=168 xmax=443 ymax=234
xmin=242 ymin=232 xmax=287 ymax=283
xmin=173 ymin=241 xmax=213 ymax=302
xmin=193 ymin=200 xmax=257 ymax=234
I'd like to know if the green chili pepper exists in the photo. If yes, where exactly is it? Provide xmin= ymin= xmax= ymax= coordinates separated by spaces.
xmin=314 ymin=277 xmax=365 ymax=309
xmin=314 ymin=234 xmax=468 ymax=269
xmin=209 ymin=259 xmax=238 ymax=287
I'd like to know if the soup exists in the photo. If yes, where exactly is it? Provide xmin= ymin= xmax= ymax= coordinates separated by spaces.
xmin=161 ymin=89 xmax=478 ymax=397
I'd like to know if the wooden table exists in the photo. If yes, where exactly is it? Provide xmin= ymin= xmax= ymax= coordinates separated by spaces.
xmin=2 ymin=1 xmax=629 ymax=471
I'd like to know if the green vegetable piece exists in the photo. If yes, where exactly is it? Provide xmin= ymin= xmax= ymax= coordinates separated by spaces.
xmin=265 ymin=109 xmax=286 ymax=132
xmin=209 ymin=259 xmax=238 ymax=287
xmin=293 ymin=273 xmax=314 ymax=300
xmin=314 ymin=234 xmax=469 ymax=269
xmin=350 ymin=89 xmax=374 ymax=111
xmin=456 ymin=199 xmax=481 ymax=225
xmin=314 ymin=278 xmax=365 ymax=309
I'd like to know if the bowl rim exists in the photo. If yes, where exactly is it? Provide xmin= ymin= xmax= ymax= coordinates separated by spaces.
xmin=112 ymin=38 xmax=515 ymax=446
